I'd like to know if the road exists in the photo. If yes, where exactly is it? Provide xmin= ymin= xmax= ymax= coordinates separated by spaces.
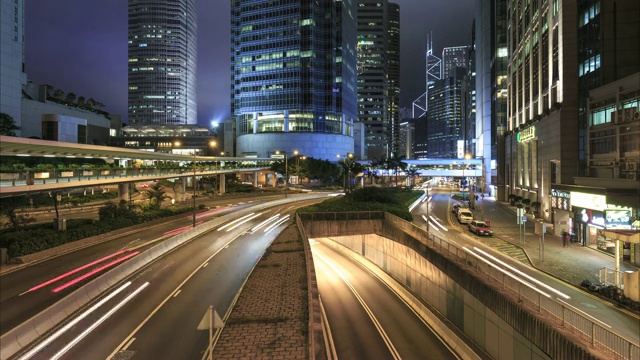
xmin=0 ymin=193 xmax=295 ymax=336
xmin=10 ymin=198 xmax=322 ymax=360
xmin=412 ymin=186 xmax=640 ymax=345
xmin=311 ymin=239 xmax=458 ymax=359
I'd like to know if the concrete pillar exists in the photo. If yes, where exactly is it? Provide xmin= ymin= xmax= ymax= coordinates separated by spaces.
xmin=219 ymin=174 xmax=226 ymax=195
xmin=253 ymin=171 xmax=259 ymax=187
xmin=180 ymin=177 xmax=187 ymax=202
xmin=118 ymin=183 xmax=129 ymax=202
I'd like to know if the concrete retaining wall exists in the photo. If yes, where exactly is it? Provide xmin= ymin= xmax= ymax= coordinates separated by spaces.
xmin=301 ymin=217 xmax=597 ymax=360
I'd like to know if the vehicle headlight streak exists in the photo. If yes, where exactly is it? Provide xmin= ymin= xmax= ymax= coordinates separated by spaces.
xmin=264 ymin=214 xmax=290 ymax=234
xmin=217 ymin=213 xmax=256 ymax=231
xmin=251 ymin=214 xmax=280 ymax=233
xmin=463 ymin=247 xmax=552 ymax=299
xmin=18 ymin=281 xmax=133 ymax=360
xmin=226 ymin=212 xmax=263 ymax=232
xmin=421 ymin=214 xmax=448 ymax=232
xmin=50 ymin=282 xmax=150 ymax=360
xmin=471 ymin=247 xmax=571 ymax=300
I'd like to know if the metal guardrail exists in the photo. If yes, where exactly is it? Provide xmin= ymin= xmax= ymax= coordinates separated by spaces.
xmin=382 ymin=213 xmax=639 ymax=360
xmin=599 ymin=267 xmax=626 ymax=288
xmin=0 ymin=167 xmax=269 ymax=188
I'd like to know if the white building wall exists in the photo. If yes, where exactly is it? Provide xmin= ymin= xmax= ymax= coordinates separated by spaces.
xmin=236 ymin=133 xmax=355 ymax=161
xmin=0 ymin=0 xmax=26 ymax=131
xmin=21 ymin=98 xmax=110 ymax=139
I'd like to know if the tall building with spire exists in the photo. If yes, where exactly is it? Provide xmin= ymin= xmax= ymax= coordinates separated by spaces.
xmin=231 ymin=0 xmax=357 ymax=160
xmin=127 ymin=0 xmax=197 ymax=125
xmin=357 ymin=0 xmax=400 ymax=159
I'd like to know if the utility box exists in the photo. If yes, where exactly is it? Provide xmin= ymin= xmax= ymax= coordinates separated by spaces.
xmin=535 ymin=220 xmax=547 ymax=235
xmin=54 ymin=218 xmax=67 ymax=231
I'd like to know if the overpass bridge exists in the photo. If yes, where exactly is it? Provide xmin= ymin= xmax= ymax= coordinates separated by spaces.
xmin=0 ymin=136 xmax=274 ymax=198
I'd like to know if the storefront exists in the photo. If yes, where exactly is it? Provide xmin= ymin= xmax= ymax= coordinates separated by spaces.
xmin=550 ymin=188 xmax=571 ymax=236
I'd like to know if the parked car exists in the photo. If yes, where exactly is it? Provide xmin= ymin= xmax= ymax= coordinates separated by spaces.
xmin=452 ymin=204 xmax=461 ymax=213
xmin=468 ymin=220 xmax=493 ymax=236
xmin=457 ymin=209 xmax=473 ymax=224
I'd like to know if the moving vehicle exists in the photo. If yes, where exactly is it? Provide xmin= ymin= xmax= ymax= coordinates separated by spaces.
xmin=468 ymin=220 xmax=493 ymax=236
xmin=457 ymin=209 xmax=473 ymax=224
xmin=452 ymin=204 xmax=461 ymax=213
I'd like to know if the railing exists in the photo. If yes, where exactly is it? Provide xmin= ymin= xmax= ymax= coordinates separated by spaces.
xmin=0 ymin=166 xmax=269 ymax=188
xmin=298 ymin=211 xmax=385 ymax=221
xmin=599 ymin=267 xmax=626 ymax=288
xmin=383 ymin=213 xmax=639 ymax=360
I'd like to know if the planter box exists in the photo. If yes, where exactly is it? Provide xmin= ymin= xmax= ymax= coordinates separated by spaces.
xmin=0 ymin=173 xmax=20 ymax=180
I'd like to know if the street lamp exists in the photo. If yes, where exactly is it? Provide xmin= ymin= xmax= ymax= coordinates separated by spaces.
xmin=174 ymin=141 xmax=215 ymax=227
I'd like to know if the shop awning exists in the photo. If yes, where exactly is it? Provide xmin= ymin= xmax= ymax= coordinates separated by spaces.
xmin=602 ymin=230 xmax=640 ymax=243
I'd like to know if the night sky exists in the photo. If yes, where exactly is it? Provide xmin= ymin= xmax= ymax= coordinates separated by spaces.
xmin=25 ymin=0 xmax=474 ymax=125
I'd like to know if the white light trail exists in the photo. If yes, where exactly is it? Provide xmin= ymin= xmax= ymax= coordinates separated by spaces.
xmin=18 ymin=281 xmax=133 ymax=360
xmin=251 ymin=214 xmax=280 ymax=232
xmin=472 ymin=247 xmax=570 ymax=299
xmin=463 ymin=247 xmax=552 ymax=298
xmin=226 ymin=212 xmax=263 ymax=232
xmin=50 ymin=282 xmax=150 ymax=360
xmin=217 ymin=213 xmax=256 ymax=231
xmin=264 ymin=215 xmax=290 ymax=234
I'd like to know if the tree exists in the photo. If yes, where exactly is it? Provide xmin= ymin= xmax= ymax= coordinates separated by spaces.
xmin=406 ymin=167 xmax=420 ymax=188
xmin=142 ymin=182 xmax=170 ymax=209
xmin=0 ymin=208 xmax=35 ymax=231
xmin=0 ymin=113 xmax=20 ymax=136
xmin=388 ymin=151 xmax=407 ymax=187
xmin=52 ymin=89 xmax=65 ymax=100
xmin=77 ymin=96 xmax=86 ymax=106
xmin=86 ymin=98 xmax=97 ymax=108
xmin=65 ymin=92 xmax=76 ymax=103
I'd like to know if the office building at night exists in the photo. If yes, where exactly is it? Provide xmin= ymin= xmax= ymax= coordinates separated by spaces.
xmin=231 ymin=0 xmax=357 ymax=160
xmin=357 ymin=0 xmax=400 ymax=159
xmin=127 ymin=0 xmax=197 ymax=125
xmin=442 ymin=45 xmax=469 ymax=79
xmin=475 ymin=0 xmax=508 ymax=199
xmin=426 ymin=67 xmax=465 ymax=158
xmin=1 ymin=0 xmax=26 ymax=133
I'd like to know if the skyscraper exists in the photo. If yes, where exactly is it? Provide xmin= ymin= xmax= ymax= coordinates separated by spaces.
xmin=1 ymin=0 xmax=26 ymax=132
xmin=357 ymin=0 xmax=400 ymax=159
xmin=426 ymin=67 xmax=465 ymax=158
xmin=127 ymin=0 xmax=197 ymax=125
xmin=231 ymin=0 xmax=357 ymax=160
xmin=442 ymin=45 xmax=469 ymax=79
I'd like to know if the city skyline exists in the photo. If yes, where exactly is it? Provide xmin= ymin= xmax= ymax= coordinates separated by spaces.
xmin=24 ymin=0 xmax=474 ymax=126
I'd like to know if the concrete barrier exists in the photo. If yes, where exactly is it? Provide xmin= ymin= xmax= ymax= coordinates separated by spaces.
xmin=0 ymin=194 xmax=326 ymax=360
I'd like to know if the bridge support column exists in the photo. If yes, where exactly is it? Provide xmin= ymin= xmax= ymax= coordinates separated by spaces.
xmin=180 ymin=177 xmax=187 ymax=202
xmin=118 ymin=183 xmax=129 ymax=203
xmin=253 ymin=171 xmax=258 ymax=187
xmin=219 ymin=174 xmax=226 ymax=195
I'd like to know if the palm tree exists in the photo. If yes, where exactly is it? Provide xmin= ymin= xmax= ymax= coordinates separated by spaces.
xmin=388 ymin=151 xmax=407 ymax=187
xmin=405 ymin=167 xmax=420 ymax=188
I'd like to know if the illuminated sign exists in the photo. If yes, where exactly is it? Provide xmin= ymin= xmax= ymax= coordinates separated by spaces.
xmin=570 ymin=192 xmax=606 ymax=211
xmin=517 ymin=126 xmax=536 ymax=143
xmin=605 ymin=209 xmax=632 ymax=229
xmin=457 ymin=140 xmax=464 ymax=159
xmin=551 ymin=189 xmax=570 ymax=198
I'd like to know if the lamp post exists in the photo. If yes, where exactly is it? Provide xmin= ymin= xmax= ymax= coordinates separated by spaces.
xmin=294 ymin=150 xmax=299 ymax=185
xmin=175 ymin=141 xmax=216 ymax=228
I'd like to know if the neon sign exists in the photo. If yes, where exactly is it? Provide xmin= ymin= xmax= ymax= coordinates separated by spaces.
xmin=517 ymin=125 xmax=536 ymax=143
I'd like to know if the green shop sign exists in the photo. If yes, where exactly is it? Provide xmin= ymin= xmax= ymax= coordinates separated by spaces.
xmin=517 ymin=125 xmax=536 ymax=143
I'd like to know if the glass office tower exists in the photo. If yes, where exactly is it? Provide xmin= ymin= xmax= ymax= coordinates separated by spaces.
xmin=128 ymin=0 xmax=197 ymax=125
xmin=231 ymin=0 xmax=357 ymax=160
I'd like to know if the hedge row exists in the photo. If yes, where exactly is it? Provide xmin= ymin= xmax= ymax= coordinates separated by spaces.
xmin=2 ymin=207 xmax=192 ymax=257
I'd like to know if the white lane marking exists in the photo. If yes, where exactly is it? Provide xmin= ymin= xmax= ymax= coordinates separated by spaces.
xmin=18 ymin=282 xmax=132 ymax=360
xmin=202 ymin=262 xmax=209 ymax=268
xmin=105 ymin=234 xmax=243 ymax=360
xmin=51 ymin=282 xmax=149 ymax=360
xmin=122 ymin=337 xmax=136 ymax=350
xmin=314 ymin=252 xmax=402 ymax=360
xmin=173 ymin=289 xmax=182 ymax=298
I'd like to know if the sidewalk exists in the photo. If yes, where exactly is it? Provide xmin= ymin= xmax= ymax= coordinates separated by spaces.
xmin=479 ymin=196 xmax=639 ymax=287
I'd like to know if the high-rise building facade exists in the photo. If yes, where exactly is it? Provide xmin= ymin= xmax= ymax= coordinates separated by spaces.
xmin=476 ymin=0 xmax=508 ymax=199
xmin=426 ymin=67 xmax=465 ymax=158
xmin=442 ymin=45 xmax=469 ymax=79
xmin=1 ymin=0 xmax=26 ymax=133
xmin=127 ymin=0 xmax=197 ymax=125
xmin=232 ymin=0 xmax=357 ymax=160
xmin=504 ymin=0 xmax=580 ymax=224
xmin=357 ymin=0 xmax=400 ymax=159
